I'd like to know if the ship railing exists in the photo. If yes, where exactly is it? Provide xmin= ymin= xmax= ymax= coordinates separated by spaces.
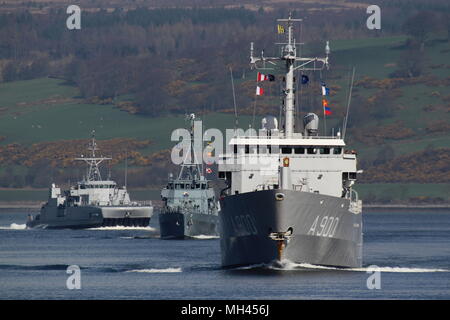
xmin=233 ymin=134 xmax=341 ymax=140
xmin=255 ymin=184 xmax=277 ymax=191
xmin=132 ymin=200 xmax=153 ymax=206
xmin=349 ymin=189 xmax=362 ymax=214
xmin=350 ymin=189 xmax=359 ymax=202
xmin=161 ymin=205 xmax=216 ymax=215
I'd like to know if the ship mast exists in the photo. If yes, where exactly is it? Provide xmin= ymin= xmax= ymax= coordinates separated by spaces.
xmin=75 ymin=130 xmax=111 ymax=182
xmin=250 ymin=13 xmax=329 ymax=138
xmin=177 ymin=114 xmax=203 ymax=181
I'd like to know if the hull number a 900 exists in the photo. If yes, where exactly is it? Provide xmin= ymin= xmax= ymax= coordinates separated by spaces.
xmin=308 ymin=215 xmax=339 ymax=237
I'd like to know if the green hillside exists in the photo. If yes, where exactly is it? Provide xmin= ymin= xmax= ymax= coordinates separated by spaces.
xmin=0 ymin=35 xmax=449 ymax=204
xmin=0 ymin=77 xmax=254 ymax=153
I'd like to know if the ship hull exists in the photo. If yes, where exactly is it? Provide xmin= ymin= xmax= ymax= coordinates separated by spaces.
xmin=219 ymin=189 xmax=363 ymax=268
xmin=158 ymin=211 xmax=219 ymax=239
xmin=26 ymin=206 xmax=103 ymax=229
xmin=26 ymin=205 xmax=153 ymax=229
xmin=100 ymin=206 xmax=153 ymax=227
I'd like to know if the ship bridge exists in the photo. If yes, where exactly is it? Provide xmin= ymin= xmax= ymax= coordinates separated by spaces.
xmin=77 ymin=180 xmax=117 ymax=189
xmin=218 ymin=129 xmax=358 ymax=198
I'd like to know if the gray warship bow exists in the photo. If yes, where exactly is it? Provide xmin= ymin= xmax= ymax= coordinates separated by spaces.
xmin=159 ymin=114 xmax=219 ymax=239
xmin=217 ymin=14 xmax=363 ymax=268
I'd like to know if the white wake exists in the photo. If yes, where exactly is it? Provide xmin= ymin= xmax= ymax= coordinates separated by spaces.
xmin=191 ymin=235 xmax=220 ymax=240
xmin=0 ymin=223 xmax=27 ymax=230
xmin=234 ymin=260 xmax=449 ymax=273
xmin=87 ymin=226 xmax=156 ymax=231
xmin=125 ymin=267 xmax=182 ymax=273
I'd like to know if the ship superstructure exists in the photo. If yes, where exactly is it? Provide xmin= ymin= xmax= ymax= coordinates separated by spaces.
xmin=27 ymin=132 xmax=153 ymax=229
xmin=217 ymin=14 xmax=363 ymax=268
xmin=159 ymin=114 xmax=219 ymax=239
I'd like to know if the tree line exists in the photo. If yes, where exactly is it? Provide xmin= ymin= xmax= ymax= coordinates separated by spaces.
xmin=2 ymin=5 xmax=447 ymax=116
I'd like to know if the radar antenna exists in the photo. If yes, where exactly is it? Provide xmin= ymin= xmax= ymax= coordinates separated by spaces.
xmin=74 ymin=130 xmax=112 ymax=182
xmin=250 ymin=13 xmax=329 ymax=138
xmin=177 ymin=114 xmax=204 ymax=181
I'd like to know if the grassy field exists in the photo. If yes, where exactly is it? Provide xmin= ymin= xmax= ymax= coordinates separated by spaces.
xmin=0 ymin=189 xmax=47 ymax=202
xmin=331 ymin=36 xmax=450 ymax=163
xmin=0 ymin=35 xmax=449 ymax=202
xmin=0 ymin=77 xmax=255 ymax=153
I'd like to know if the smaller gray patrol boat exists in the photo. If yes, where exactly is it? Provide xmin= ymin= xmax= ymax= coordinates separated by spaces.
xmin=159 ymin=114 xmax=219 ymax=239
xmin=26 ymin=132 xmax=153 ymax=229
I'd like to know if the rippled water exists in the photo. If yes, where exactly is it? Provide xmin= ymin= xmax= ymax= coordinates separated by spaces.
xmin=0 ymin=208 xmax=449 ymax=299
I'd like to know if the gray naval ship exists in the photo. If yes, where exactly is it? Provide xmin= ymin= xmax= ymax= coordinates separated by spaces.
xmin=217 ymin=15 xmax=363 ymax=268
xmin=26 ymin=133 xmax=153 ymax=229
xmin=159 ymin=114 xmax=219 ymax=239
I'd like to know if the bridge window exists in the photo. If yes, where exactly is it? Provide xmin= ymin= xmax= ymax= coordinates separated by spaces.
xmin=245 ymin=145 xmax=250 ymax=154
xmin=281 ymin=147 xmax=292 ymax=154
xmin=320 ymin=147 xmax=330 ymax=155
xmin=342 ymin=172 xmax=357 ymax=180
xmin=258 ymin=145 xmax=267 ymax=154
xmin=307 ymin=147 xmax=316 ymax=154
xmin=294 ymin=147 xmax=305 ymax=154
xmin=233 ymin=144 xmax=238 ymax=154
xmin=333 ymin=147 xmax=342 ymax=155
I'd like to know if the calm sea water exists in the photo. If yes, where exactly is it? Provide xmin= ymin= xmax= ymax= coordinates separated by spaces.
xmin=0 ymin=208 xmax=449 ymax=299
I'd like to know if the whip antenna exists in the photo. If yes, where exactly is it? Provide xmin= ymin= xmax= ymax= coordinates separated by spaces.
xmin=229 ymin=66 xmax=239 ymax=130
xmin=343 ymin=66 xmax=356 ymax=139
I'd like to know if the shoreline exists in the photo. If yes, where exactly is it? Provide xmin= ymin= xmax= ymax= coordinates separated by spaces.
xmin=0 ymin=202 xmax=42 ymax=209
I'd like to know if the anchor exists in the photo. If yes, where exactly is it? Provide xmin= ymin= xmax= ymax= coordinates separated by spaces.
xmin=268 ymin=227 xmax=293 ymax=261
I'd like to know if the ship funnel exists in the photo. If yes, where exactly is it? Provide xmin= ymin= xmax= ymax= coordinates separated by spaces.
xmin=303 ymin=113 xmax=319 ymax=136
